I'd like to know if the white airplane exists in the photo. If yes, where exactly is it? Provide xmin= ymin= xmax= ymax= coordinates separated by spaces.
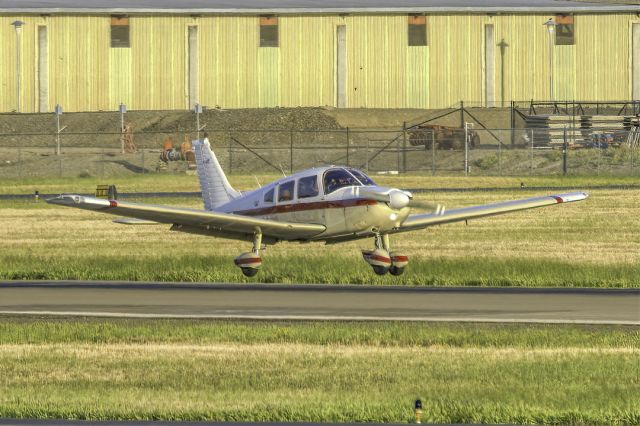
xmin=48 ymin=139 xmax=588 ymax=277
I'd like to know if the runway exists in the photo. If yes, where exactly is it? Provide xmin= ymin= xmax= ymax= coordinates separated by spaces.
xmin=0 ymin=282 xmax=637 ymax=324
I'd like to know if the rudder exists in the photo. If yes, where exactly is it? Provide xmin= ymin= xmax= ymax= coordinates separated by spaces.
xmin=192 ymin=138 xmax=240 ymax=210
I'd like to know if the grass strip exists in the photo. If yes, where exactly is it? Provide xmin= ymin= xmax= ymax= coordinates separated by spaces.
xmin=0 ymin=318 xmax=638 ymax=347
xmin=0 ymin=319 xmax=637 ymax=424
xmin=1 ymin=255 xmax=637 ymax=287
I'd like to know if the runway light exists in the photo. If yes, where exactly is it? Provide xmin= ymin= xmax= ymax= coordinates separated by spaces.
xmin=34 ymin=190 xmax=39 ymax=202
xmin=414 ymin=399 xmax=423 ymax=424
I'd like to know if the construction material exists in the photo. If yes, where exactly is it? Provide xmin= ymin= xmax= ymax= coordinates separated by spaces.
xmin=408 ymin=124 xmax=479 ymax=150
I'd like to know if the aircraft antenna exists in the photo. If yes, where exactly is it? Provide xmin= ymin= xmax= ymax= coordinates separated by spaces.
xmin=278 ymin=164 xmax=287 ymax=177
xmin=254 ymin=175 xmax=262 ymax=188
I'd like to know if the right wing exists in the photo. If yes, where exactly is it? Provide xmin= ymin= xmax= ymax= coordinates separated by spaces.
xmin=47 ymin=194 xmax=325 ymax=242
xmin=397 ymin=192 xmax=588 ymax=232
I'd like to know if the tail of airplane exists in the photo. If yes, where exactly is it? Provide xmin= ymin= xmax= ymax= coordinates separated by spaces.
xmin=192 ymin=138 xmax=240 ymax=210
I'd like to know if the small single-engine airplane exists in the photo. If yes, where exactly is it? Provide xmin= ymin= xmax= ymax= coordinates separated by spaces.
xmin=48 ymin=139 xmax=587 ymax=277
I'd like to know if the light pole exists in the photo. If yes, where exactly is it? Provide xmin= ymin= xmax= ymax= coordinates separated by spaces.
xmin=543 ymin=18 xmax=556 ymax=102
xmin=11 ymin=20 xmax=25 ymax=112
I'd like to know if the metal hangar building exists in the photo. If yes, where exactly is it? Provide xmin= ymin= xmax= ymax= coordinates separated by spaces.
xmin=1 ymin=0 xmax=639 ymax=112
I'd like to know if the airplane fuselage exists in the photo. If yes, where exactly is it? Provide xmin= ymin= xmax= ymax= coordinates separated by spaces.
xmin=217 ymin=166 xmax=411 ymax=241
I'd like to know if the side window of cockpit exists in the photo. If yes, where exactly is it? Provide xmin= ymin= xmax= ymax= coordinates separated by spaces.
xmin=323 ymin=169 xmax=360 ymax=194
xmin=298 ymin=175 xmax=319 ymax=199
xmin=264 ymin=188 xmax=274 ymax=203
xmin=278 ymin=180 xmax=295 ymax=202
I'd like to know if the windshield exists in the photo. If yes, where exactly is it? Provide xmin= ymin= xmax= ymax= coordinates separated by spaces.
xmin=323 ymin=169 xmax=361 ymax=194
xmin=348 ymin=168 xmax=376 ymax=186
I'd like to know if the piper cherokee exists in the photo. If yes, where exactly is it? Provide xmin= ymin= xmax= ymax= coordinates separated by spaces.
xmin=48 ymin=139 xmax=587 ymax=277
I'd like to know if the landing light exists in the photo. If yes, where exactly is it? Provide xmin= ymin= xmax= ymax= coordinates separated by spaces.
xmin=389 ymin=213 xmax=398 ymax=221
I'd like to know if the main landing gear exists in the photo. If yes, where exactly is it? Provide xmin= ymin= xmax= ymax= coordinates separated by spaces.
xmin=234 ymin=231 xmax=263 ymax=277
xmin=361 ymin=233 xmax=408 ymax=276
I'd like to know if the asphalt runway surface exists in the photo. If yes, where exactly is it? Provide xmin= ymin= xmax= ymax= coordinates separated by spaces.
xmin=0 ymin=282 xmax=637 ymax=324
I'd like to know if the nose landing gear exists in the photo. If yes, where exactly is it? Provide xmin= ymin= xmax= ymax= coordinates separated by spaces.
xmin=234 ymin=230 xmax=263 ymax=277
xmin=362 ymin=234 xmax=408 ymax=276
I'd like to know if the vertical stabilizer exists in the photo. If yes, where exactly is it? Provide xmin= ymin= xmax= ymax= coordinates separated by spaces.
xmin=192 ymin=139 xmax=240 ymax=210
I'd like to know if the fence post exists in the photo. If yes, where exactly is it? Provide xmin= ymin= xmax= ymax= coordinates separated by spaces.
xmin=460 ymin=101 xmax=465 ymax=128
xmin=229 ymin=137 xmax=233 ymax=174
xmin=562 ymin=126 xmax=568 ymax=176
xmin=290 ymin=130 xmax=294 ymax=174
xmin=346 ymin=127 xmax=350 ymax=166
xmin=365 ymin=138 xmax=369 ymax=172
xmin=54 ymin=104 xmax=63 ymax=156
xmin=510 ymin=101 xmax=516 ymax=146
xmin=464 ymin=122 xmax=469 ymax=176
xmin=396 ymin=137 xmax=401 ymax=172
xmin=402 ymin=122 xmax=407 ymax=173
xmin=431 ymin=130 xmax=436 ymax=175
xmin=498 ymin=135 xmax=502 ymax=175
xmin=530 ymin=128 xmax=534 ymax=175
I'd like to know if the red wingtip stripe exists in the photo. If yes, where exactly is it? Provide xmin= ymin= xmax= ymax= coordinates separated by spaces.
xmin=109 ymin=200 xmax=118 ymax=208
xmin=552 ymin=196 xmax=564 ymax=203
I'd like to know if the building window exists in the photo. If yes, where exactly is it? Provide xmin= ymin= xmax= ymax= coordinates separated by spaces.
xmin=260 ymin=16 xmax=278 ymax=47
xmin=408 ymin=15 xmax=427 ymax=46
xmin=555 ymin=15 xmax=574 ymax=46
xmin=111 ymin=16 xmax=130 ymax=48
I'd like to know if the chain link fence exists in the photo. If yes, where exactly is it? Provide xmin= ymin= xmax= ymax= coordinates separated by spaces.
xmin=0 ymin=126 xmax=638 ymax=179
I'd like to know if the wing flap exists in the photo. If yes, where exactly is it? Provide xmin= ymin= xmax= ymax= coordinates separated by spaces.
xmin=47 ymin=194 xmax=325 ymax=240
xmin=398 ymin=192 xmax=588 ymax=232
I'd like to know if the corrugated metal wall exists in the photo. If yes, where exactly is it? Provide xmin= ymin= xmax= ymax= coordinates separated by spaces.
xmin=0 ymin=13 xmax=637 ymax=112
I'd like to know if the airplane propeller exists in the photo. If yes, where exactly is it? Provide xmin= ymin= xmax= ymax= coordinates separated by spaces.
xmin=408 ymin=199 xmax=446 ymax=215
xmin=358 ymin=187 xmax=445 ymax=214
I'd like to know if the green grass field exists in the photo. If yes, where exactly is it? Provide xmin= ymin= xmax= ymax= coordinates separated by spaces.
xmin=1 ymin=174 xmax=638 ymax=286
xmin=0 ymin=319 xmax=637 ymax=424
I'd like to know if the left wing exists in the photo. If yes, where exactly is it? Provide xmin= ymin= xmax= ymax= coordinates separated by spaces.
xmin=47 ymin=194 xmax=326 ymax=241
xmin=396 ymin=192 xmax=587 ymax=232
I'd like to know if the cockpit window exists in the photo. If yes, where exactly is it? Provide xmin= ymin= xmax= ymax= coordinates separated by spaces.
xmin=278 ymin=180 xmax=295 ymax=202
xmin=298 ymin=175 xmax=319 ymax=199
xmin=348 ymin=168 xmax=376 ymax=186
xmin=264 ymin=188 xmax=274 ymax=203
xmin=323 ymin=169 xmax=361 ymax=194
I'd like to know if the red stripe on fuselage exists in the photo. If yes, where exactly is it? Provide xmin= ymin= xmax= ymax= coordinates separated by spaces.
xmin=233 ymin=198 xmax=378 ymax=217
xmin=234 ymin=257 xmax=262 ymax=265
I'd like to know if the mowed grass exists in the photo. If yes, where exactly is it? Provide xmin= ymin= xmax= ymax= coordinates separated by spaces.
xmin=0 ymin=171 xmax=640 ymax=287
xmin=1 ymin=173 xmax=638 ymax=195
xmin=0 ymin=175 xmax=638 ymax=286
xmin=0 ymin=319 xmax=638 ymax=424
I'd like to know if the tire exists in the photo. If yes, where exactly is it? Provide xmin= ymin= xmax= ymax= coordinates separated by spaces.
xmin=372 ymin=265 xmax=389 ymax=275
xmin=389 ymin=266 xmax=405 ymax=276
xmin=241 ymin=267 xmax=259 ymax=277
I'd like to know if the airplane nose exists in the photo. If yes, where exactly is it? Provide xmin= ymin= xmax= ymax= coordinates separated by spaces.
xmin=388 ymin=190 xmax=412 ymax=210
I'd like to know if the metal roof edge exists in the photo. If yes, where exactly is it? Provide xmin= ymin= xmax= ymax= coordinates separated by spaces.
xmin=1 ymin=6 xmax=639 ymax=15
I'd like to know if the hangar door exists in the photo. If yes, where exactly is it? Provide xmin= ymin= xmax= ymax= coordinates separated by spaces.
xmin=633 ymin=23 xmax=640 ymax=100
xmin=336 ymin=25 xmax=347 ymax=108
xmin=38 ymin=26 xmax=48 ymax=112
xmin=484 ymin=24 xmax=495 ymax=107
xmin=188 ymin=26 xmax=198 ymax=109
